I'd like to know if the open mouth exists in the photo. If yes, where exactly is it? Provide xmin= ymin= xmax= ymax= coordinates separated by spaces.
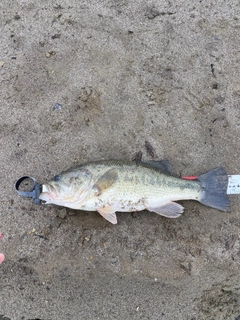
xmin=39 ymin=183 xmax=59 ymax=203
xmin=44 ymin=184 xmax=58 ymax=194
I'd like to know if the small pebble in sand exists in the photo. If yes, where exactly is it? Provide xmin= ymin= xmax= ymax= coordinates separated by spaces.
xmin=53 ymin=103 xmax=62 ymax=110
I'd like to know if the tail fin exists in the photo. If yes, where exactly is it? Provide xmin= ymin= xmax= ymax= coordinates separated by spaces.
xmin=198 ymin=167 xmax=231 ymax=212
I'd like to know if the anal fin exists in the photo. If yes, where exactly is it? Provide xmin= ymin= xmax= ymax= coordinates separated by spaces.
xmin=97 ymin=206 xmax=117 ymax=224
xmin=148 ymin=202 xmax=184 ymax=218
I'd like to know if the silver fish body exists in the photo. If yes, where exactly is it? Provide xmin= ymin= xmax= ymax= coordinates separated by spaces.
xmin=39 ymin=160 xmax=231 ymax=224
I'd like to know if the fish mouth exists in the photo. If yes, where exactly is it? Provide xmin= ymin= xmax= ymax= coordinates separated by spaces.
xmin=39 ymin=183 xmax=59 ymax=203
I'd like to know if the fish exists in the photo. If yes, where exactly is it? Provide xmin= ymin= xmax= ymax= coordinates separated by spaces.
xmin=39 ymin=160 xmax=231 ymax=224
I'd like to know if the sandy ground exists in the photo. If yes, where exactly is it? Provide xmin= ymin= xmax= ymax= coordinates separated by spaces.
xmin=1 ymin=0 xmax=240 ymax=319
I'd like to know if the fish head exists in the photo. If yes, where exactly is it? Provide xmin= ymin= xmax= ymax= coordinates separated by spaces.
xmin=39 ymin=167 xmax=92 ymax=207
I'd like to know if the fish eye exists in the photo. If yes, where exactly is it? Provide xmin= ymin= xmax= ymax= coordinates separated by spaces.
xmin=54 ymin=175 xmax=61 ymax=182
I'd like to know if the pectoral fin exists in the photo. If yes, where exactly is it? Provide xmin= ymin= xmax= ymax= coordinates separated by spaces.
xmin=148 ymin=202 xmax=184 ymax=218
xmin=93 ymin=169 xmax=118 ymax=196
xmin=98 ymin=206 xmax=117 ymax=224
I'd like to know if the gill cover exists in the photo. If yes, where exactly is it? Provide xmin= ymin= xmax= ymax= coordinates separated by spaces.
xmin=39 ymin=167 xmax=92 ymax=207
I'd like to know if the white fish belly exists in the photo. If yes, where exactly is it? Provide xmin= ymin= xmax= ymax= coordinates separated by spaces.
xmin=80 ymin=182 xmax=201 ymax=213
xmin=145 ymin=187 xmax=201 ymax=209
xmin=80 ymin=188 xmax=146 ymax=212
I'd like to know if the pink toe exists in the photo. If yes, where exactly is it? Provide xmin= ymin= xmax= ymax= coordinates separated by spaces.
xmin=0 ymin=253 xmax=5 ymax=264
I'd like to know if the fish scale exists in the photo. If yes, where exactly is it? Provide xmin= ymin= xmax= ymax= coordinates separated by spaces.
xmin=39 ymin=160 xmax=231 ymax=224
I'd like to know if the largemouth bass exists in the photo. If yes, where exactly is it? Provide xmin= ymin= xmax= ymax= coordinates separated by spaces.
xmin=39 ymin=160 xmax=231 ymax=224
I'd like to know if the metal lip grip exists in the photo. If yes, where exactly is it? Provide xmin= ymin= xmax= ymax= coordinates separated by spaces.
xmin=15 ymin=176 xmax=42 ymax=204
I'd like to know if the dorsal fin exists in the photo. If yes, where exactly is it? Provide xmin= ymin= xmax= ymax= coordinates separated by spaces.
xmin=142 ymin=160 xmax=173 ymax=175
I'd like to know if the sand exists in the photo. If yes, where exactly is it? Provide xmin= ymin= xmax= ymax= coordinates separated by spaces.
xmin=0 ymin=0 xmax=240 ymax=319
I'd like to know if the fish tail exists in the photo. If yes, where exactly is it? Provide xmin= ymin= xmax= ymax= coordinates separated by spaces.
xmin=198 ymin=167 xmax=231 ymax=212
